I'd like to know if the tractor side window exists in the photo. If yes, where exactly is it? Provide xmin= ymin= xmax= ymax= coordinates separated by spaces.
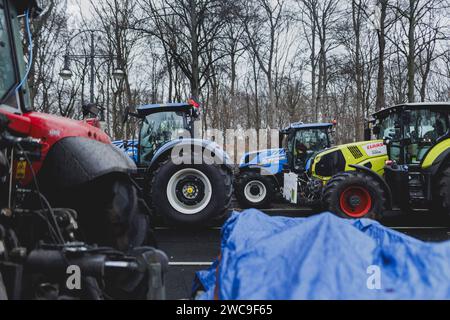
xmin=378 ymin=113 xmax=400 ymax=141
xmin=405 ymin=109 xmax=449 ymax=164
xmin=378 ymin=113 xmax=401 ymax=162
xmin=139 ymin=112 xmax=186 ymax=164
xmin=0 ymin=1 xmax=16 ymax=102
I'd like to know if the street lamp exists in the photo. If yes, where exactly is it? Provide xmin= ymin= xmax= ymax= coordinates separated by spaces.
xmin=59 ymin=30 xmax=125 ymax=105
xmin=59 ymin=56 xmax=73 ymax=80
xmin=112 ymin=67 xmax=126 ymax=81
xmin=59 ymin=67 xmax=73 ymax=81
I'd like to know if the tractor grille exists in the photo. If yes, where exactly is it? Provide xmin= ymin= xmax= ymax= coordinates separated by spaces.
xmin=347 ymin=146 xmax=364 ymax=159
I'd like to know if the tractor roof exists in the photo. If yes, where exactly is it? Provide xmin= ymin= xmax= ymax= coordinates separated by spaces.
xmin=282 ymin=122 xmax=333 ymax=133
xmin=373 ymin=102 xmax=450 ymax=118
xmin=136 ymin=102 xmax=194 ymax=118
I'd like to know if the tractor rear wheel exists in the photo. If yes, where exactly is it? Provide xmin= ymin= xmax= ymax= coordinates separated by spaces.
xmin=234 ymin=171 xmax=276 ymax=209
xmin=437 ymin=165 xmax=450 ymax=217
xmin=64 ymin=175 xmax=150 ymax=251
xmin=0 ymin=273 xmax=7 ymax=300
xmin=150 ymin=159 xmax=232 ymax=226
xmin=323 ymin=171 xmax=385 ymax=219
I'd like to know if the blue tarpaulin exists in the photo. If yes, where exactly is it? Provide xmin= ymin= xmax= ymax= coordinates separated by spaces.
xmin=195 ymin=209 xmax=450 ymax=300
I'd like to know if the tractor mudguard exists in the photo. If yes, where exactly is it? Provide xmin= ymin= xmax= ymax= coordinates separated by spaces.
xmin=38 ymin=137 xmax=137 ymax=189
xmin=349 ymin=164 xmax=393 ymax=209
xmin=147 ymin=138 xmax=233 ymax=173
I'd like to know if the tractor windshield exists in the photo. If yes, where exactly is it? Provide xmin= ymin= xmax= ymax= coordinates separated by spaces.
xmin=377 ymin=109 xmax=449 ymax=164
xmin=291 ymin=128 xmax=329 ymax=169
xmin=0 ymin=0 xmax=16 ymax=101
xmin=377 ymin=112 xmax=399 ymax=141
xmin=139 ymin=111 xmax=187 ymax=164
xmin=293 ymin=129 xmax=329 ymax=153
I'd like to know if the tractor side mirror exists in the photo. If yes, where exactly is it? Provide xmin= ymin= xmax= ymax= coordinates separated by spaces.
xmin=82 ymin=103 xmax=103 ymax=119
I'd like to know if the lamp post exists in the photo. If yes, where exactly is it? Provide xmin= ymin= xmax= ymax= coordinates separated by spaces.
xmin=59 ymin=30 xmax=125 ymax=115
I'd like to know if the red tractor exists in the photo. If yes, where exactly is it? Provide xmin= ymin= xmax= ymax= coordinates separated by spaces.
xmin=0 ymin=0 xmax=148 ymax=250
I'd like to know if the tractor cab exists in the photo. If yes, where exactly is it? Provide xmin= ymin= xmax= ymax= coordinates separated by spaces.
xmin=372 ymin=103 xmax=450 ymax=167
xmin=369 ymin=103 xmax=450 ymax=211
xmin=282 ymin=122 xmax=334 ymax=173
xmin=123 ymin=101 xmax=200 ymax=166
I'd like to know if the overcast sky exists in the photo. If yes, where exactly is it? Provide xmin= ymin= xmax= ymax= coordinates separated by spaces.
xmin=68 ymin=0 xmax=92 ymax=19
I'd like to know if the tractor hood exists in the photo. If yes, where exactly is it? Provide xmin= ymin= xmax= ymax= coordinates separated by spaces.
xmin=112 ymin=139 xmax=139 ymax=164
xmin=310 ymin=140 xmax=388 ymax=179
xmin=114 ymin=137 xmax=233 ymax=170
xmin=239 ymin=148 xmax=287 ymax=175
xmin=313 ymin=140 xmax=387 ymax=160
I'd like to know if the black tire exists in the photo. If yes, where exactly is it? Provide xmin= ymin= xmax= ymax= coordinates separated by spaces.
xmin=63 ymin=175 xmax=149 ymax=251
xmin=0 ymin=272 xmax=7 ymax=300
xmin=149 ymin=159 xmax=232 ymax=226
xmin=234 ymin=171 xmax=276 ymax=209
xmin=437 ymin=165 xmax=450 ymax=217
xmin=322 ymin=171 xmax=386 ymax=220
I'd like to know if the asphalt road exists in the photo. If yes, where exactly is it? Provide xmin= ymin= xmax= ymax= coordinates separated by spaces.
xmin=155 ymin=203 xmax=450 ymax=300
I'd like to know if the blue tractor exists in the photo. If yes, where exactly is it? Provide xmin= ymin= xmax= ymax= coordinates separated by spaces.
xmin=234 ymin=122 xmax=334 ymax=208
xmin=116 ymin=101 xmax=233 ymax=226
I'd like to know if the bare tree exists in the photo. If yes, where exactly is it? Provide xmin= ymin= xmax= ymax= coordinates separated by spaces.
xmin=388 ymin=0 xmax=447 ymax=102
xmin=136 ymin=0 xmax=231 ymax=101
xmin=29 ymin=0 xmax=68 ymax=113
xmin=297 ymin=0 xmax=339 ymax=121
xmin=241 ymin=0 xmax=288 ymax=127
xmin=91 ymin=0 xmax=143 ymax=139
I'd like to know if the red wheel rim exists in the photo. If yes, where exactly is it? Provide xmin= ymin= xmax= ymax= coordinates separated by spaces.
xmin=339 ymin=186 xmax=372 ymax=218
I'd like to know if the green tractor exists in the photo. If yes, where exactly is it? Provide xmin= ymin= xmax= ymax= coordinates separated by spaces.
xmin=284 ymin=103 xmax=450 ymax=220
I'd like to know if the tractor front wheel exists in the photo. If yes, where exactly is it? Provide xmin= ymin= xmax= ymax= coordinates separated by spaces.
xmin=323 ymin=171 xmax=385 ymax=219
xmin=234 ymin=171 xmax=276 ymax=209
xmin=150 ymin=159 xmax=232 ymax=226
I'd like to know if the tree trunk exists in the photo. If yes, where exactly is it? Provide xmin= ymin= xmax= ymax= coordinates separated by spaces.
xmin=407 ymin=0 xmax=416 ymax=103
xmin=352 ymin=0 xmax=363 ymax=141
xmin=375 ymin=0 xmax=387 ymax=111
xmin=189 ymin=0 xmax=200 ymax=100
